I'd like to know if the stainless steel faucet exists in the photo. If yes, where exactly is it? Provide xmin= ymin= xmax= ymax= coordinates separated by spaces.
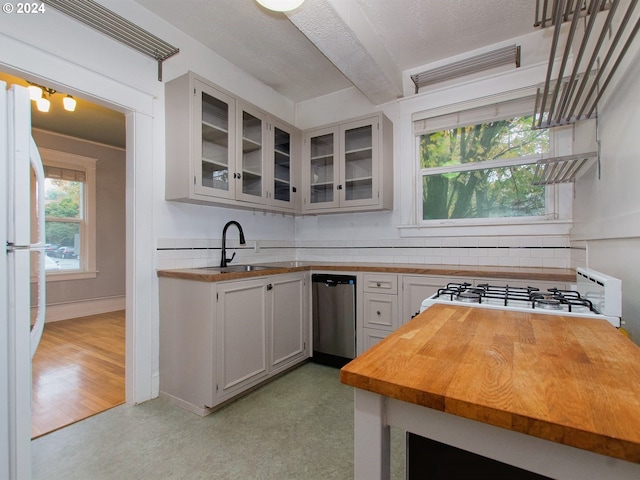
xmin=220 ymin=221 xmax=246 ymax=267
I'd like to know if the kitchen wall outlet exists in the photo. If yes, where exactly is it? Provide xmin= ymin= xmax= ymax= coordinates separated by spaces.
xmin=254 ymin=241 xmax=260 ymax=253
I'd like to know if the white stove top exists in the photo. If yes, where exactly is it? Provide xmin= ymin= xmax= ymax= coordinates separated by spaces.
xmin=420 ymin=268 xmax=622 ymax=328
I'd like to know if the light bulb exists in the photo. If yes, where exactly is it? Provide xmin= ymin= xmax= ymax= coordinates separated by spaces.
xmin=36 ymin=97 xmax=50 ymax=113
xmin=63 ymin=95 xmax=76 ymax=112
xmin=256 ymin=0 xmax=305 ymax=12
xmin=28 ymin=85 xmax=42 ymax=101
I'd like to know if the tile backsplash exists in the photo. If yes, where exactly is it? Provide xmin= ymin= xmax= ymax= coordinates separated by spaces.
xmin=157 ymin=235 xmax=584 ymax=270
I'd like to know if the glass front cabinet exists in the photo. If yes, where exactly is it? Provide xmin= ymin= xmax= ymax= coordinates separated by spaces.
xmin=166 ymin=72 xmax=391 ymax=215
xmin=197 ymin=81 xmax=236 ymax=200
xmin=302 ymin=113 xmax=392 ymax=214
xmin=165 ymin=72 xmax=299 ymax=213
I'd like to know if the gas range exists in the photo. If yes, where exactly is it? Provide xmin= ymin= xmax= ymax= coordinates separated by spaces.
xmin=420 ymin=267 xmax=622 ymax=327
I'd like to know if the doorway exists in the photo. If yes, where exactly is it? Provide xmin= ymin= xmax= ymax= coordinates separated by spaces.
xmin=0 ymin=70 xmax=128 ymax=436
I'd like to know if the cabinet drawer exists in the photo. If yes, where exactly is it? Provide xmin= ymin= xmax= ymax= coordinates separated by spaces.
xmin=363 ymin=293 xmax=398 ymax=331
xmin=363 ymin=273 xmax=398 ymax=294
xmin=361 ymin=328 xmax=390 ymax=352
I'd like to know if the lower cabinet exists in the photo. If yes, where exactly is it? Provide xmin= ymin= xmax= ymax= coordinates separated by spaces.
xmin=159 ymin=272 xmax=310 ymax=416
xmin=269 ymin=274 xmax=308 ymax=373
xmin=360 ymin=273 xmax=398 ymax=354
xmin=216 ymin=278 xmax=269 ymax=401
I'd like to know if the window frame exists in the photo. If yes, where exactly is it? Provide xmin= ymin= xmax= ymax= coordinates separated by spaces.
xmin=36 ymin=148 xmax=97 ymax=281
xmin=415 ymin=99 xmax=564 ymax=228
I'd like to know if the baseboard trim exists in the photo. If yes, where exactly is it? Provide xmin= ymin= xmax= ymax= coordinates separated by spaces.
xmin=44 ymin=295 xmax=126 ymax=322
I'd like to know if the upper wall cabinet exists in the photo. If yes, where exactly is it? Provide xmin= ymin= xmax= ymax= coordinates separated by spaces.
xmin=165 ymin=72 xmax=300 ymax=213
xmin=302 ymin=113 xmax=393 ymax=214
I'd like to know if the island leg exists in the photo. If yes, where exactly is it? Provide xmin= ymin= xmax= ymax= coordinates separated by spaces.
xmin=353 ymin=389 xmax=390 ymax=480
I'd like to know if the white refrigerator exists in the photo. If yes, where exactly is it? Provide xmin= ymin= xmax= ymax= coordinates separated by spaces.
xmin=1 ymin=82 xmax=47 ymax=479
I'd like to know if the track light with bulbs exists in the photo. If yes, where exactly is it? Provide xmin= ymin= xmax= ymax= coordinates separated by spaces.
xmin=27 ymin=82 xmax=77 ymax=113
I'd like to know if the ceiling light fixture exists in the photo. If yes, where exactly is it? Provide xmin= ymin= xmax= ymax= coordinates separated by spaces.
xmin=63 ymin=95 xmax=77 ymax=112
xmin=256 ymin=0 xmax=305 ymax=12
xmin=27 ymin=82 xmax=77 ymax=113
xmin=36 ymin=97 xmax=50 ymax=113
xmin=28 ymin=85 xmax=43 ymax=101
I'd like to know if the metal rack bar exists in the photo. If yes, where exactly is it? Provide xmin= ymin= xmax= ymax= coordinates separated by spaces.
xmin=531 ymin=152 xmax=598 ymax=185
xmin=533 ymin=0 xmax=639 ymax=129
xmin=42 ymin=0 xmax=179 ymax=81
xmin=534 ymin=0 xmax=613 ymax=26
xmin=410 ymin=45 xmax=520 ymax=93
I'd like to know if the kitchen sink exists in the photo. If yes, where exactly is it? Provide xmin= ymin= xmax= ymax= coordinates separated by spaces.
xmin=198 ymin=264 xmax=278 ymax=273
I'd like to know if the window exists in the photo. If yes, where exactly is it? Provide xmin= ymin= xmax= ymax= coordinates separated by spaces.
xmin=37 ymin=148 xmax=97 ymax=280
xmin=415 ymin=97 xmax=555 ymax=224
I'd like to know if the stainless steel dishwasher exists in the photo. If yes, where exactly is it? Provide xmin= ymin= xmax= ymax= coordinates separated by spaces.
xmin=312 ymin=274 xmax=356 ymax=368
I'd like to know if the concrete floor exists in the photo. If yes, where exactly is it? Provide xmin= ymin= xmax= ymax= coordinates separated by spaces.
xmin=32 ymin=362 xmax=405 ymax=479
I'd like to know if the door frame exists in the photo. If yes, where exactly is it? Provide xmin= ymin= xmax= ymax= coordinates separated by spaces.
xmin=1 ymin=32 xmax=157 ymax=406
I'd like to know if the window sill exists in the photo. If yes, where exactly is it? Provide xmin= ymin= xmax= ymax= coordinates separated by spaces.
xmin=38 ymin=270 xmax=99 ymax=282
xmin=398 ymin=219 xmax=573 ymax=238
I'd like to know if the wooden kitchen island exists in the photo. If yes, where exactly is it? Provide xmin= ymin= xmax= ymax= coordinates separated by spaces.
xmin=340 ymin=304 xmax=640 ymax=480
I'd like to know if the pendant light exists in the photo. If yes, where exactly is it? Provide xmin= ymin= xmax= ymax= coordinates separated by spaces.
xmin=36 ymin=97 xmax=50 ymax=113
xmin=63 ymin=95 xmax=77 ymax=112
xmin=255 ymin=0 xmax=305 ymax=12
xmin=28 ymin=85 xmax=43 ymax=101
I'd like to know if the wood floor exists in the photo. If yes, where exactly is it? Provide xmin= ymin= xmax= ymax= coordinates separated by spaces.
xmin=31 ymin=310 xmax=125 ymax=439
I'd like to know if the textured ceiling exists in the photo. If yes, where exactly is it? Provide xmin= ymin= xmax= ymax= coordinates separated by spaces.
xmin=355 ymin=0 xmax=535 ymax=71
xmin=135 ymin=0 xmax=536 ymax=103
xmin=2 ymin=1 xmax=537 ymax=146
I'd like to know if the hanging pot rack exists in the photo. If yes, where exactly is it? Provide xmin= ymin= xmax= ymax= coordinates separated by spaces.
xmin=531 ymin=151 xmax=598 ymax=185
xmin=532 ymin=0 xmax=640 ymax=130
xmin=42 ymin=0 xmax=179 ymax=81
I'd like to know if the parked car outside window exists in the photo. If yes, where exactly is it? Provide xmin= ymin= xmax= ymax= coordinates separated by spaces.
xmin=45 ymin=244 xmax=60 ymax=256
xmin=54 ymin=246 xmax=76 ymax=259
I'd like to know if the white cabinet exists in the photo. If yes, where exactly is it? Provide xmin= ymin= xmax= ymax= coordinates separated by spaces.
xmin=269 ymin=273 xmax=308 ymax=373
xmin=165 ymin=72 xmax=299 ymax=213
xmin=267 ymin=117 xmax=299 ymax=211
xmin=216 ymin=277 xmax=269 ymax=400
xmin=236 ymin=102 xmax=266 ymax=204
xmin=361 ymin=273 xmax=398 ymax=353
xmin=302 ymin=113 xmax=393 ymax=214
xmin=158 ymin=272 xmax=309 ymax=416
xmin=159 ymin=278 xmax=216 ymax=415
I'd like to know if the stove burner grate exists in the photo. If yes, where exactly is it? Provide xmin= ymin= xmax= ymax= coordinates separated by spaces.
xmin=435 ymin=282 xmax=599 ymax=314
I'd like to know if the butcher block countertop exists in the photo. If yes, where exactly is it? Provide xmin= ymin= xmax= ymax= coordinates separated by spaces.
xmin=340 ymin=304 xmax=640 ymax=464
xmin=157 ymin=261 xmax=576 ymax=283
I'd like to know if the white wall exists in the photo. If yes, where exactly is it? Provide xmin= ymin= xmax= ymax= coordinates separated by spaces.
xmin=572 ymin=43 xmax=640 ymax=341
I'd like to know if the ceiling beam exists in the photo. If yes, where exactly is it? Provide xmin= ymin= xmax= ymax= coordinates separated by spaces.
xmin=286 ymin=0 xmax=403 ymax=104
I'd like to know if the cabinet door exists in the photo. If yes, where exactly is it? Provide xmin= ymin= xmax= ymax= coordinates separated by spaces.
xmin=268 ymin=119 xmax=297 ymax=210
xmin=194 ymin=79 xmax=236 ymax=199
xmin=304 ymin=126 xmax=340 ymax=210
xmin=339 ymin=117 xmax=379 ymax=208
xmin=269 ymin=274 xmax=307 ymax=373
xmin=236 ymin=103 xmax=266 ymax=204
xmin=216 ymin=279 xmax=268 ymax=400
